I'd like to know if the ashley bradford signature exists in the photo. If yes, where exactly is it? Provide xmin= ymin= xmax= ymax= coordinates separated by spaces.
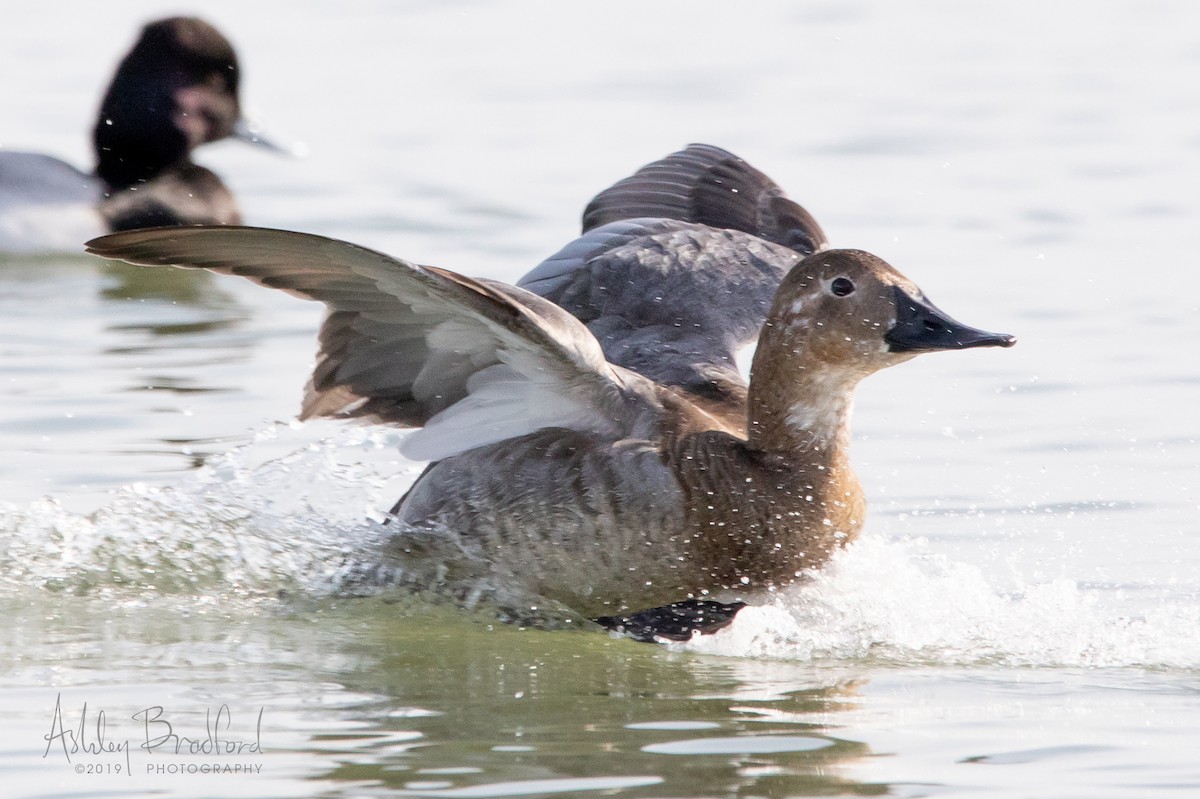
xmin=42 ymin=693 xmax=264 ymax=775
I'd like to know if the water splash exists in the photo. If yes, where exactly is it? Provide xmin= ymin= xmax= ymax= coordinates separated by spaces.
xmin=0 ymin=423 xmax=418 ymax=599
xmin=684 ymin=536 xmax=1200 ymax=669
xmin=2 ymin=427 xmax=1196 ymax=669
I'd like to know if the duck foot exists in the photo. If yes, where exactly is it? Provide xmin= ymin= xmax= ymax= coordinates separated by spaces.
xmin=594 ymin=600 xmax=746 ymax=643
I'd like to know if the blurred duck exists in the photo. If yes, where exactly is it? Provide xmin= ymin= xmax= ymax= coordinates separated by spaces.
xmin=86 ymin=209 xmax=1014 ymax=632
xmin=0 ymin=16 xmax=288 ymax=254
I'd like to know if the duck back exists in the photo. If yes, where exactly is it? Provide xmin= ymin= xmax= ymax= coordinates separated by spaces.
xmin=0 ymin=152 xmax=106 ymax=253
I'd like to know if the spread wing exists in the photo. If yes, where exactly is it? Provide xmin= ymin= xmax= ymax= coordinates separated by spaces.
xmin=86 ymin=226 xmax=666 ymax=462
xmin=581 ymin=143 xmax=827 ymax=254
xmin=518 ymin=219 xmax=800 ymax=419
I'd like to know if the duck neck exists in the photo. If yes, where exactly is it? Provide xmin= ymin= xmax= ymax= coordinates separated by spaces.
xmin=746 ymin=355 xmax=860 ymax=466
xmin=93 ymin=71 xmax=192 ymax=190
xmin=94 ymin=115 xmax=189 ymax=190
xmin=669 ymin=352 xmax=866 ymax=593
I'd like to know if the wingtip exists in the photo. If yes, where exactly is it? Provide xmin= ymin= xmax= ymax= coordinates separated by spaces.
xmin=84 ymin=225 xmax=189 ymax=255
xmin=84 ymin=231 xmax=126 ymax=258
xmin=84 ymin=224 xmax=273 ymax=261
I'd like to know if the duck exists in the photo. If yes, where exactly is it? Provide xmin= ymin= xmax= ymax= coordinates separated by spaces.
xmin=0 ymin=16 xmax=286 ymax=254
xmin=85 ymin=223 xmax=1015 ymax=632
xmin=518 ymin=144 xmax=828 ymax=433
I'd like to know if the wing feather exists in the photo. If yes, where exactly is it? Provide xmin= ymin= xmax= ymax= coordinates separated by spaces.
xmin=86 ymin=226 xmax=665 ymax=461
xmin=518 ymin=219 xmax=799 ymax=421
xmin=581 ymin=143 xmax=827 ymax=254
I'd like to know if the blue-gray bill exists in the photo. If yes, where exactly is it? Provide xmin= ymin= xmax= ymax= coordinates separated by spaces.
xmin=232 ymin=118 xmax=308 ymax=159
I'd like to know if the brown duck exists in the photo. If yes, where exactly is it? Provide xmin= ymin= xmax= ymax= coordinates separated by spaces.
xmin=86 ymin=217 xmax=1014 ymax=630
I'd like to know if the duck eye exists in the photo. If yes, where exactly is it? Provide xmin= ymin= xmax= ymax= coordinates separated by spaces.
xmin=830 ymin=277 xmax=855 ymax=297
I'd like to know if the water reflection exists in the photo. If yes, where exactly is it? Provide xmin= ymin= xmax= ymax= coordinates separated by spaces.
xmin=97 ymin=259 xmax=252 ymax=375
xmin=99 ymin=260 xmax=239 ymax=309
xmin=3 ymin=595 xmax=887 ymax=797
xmin=297 ymin=600 xmax=885 ymax=797
xmin=0 ymin=254 xmax=315 ymax=506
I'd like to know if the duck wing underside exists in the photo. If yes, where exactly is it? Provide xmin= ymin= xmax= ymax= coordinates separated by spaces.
xmin=519 ymin=219 xmax=800 ymax=421
xmin=86 ymin=225 xmax=667 ymax=463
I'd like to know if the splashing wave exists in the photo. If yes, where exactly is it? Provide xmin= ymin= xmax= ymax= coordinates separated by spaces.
xmin=2 ymin=426 xmax=1196 ymax=668
xmin=685 ymin=536 xmax=1200 ymax=669
xmin=0 ymin=424 xmax=415 ymax=598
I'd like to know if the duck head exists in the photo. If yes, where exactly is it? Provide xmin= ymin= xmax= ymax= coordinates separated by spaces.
xmin=747 ymin=249 xmax=1015 ymax=450
xmin=93 ymin=17 xmax=250 ymax=189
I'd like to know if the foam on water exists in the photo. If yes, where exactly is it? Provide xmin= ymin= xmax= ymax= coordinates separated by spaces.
xmin=685 ymin=536 xmax=1200 ymax=669
xmin=0 ymin=424 xmax=418 ymax=600
xmin=2 ymin=427 xmax=1196 ymax=669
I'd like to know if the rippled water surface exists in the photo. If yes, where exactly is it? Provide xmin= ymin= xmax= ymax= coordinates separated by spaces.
xmin=2 ymin=1 xmax=1199 ymax=797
